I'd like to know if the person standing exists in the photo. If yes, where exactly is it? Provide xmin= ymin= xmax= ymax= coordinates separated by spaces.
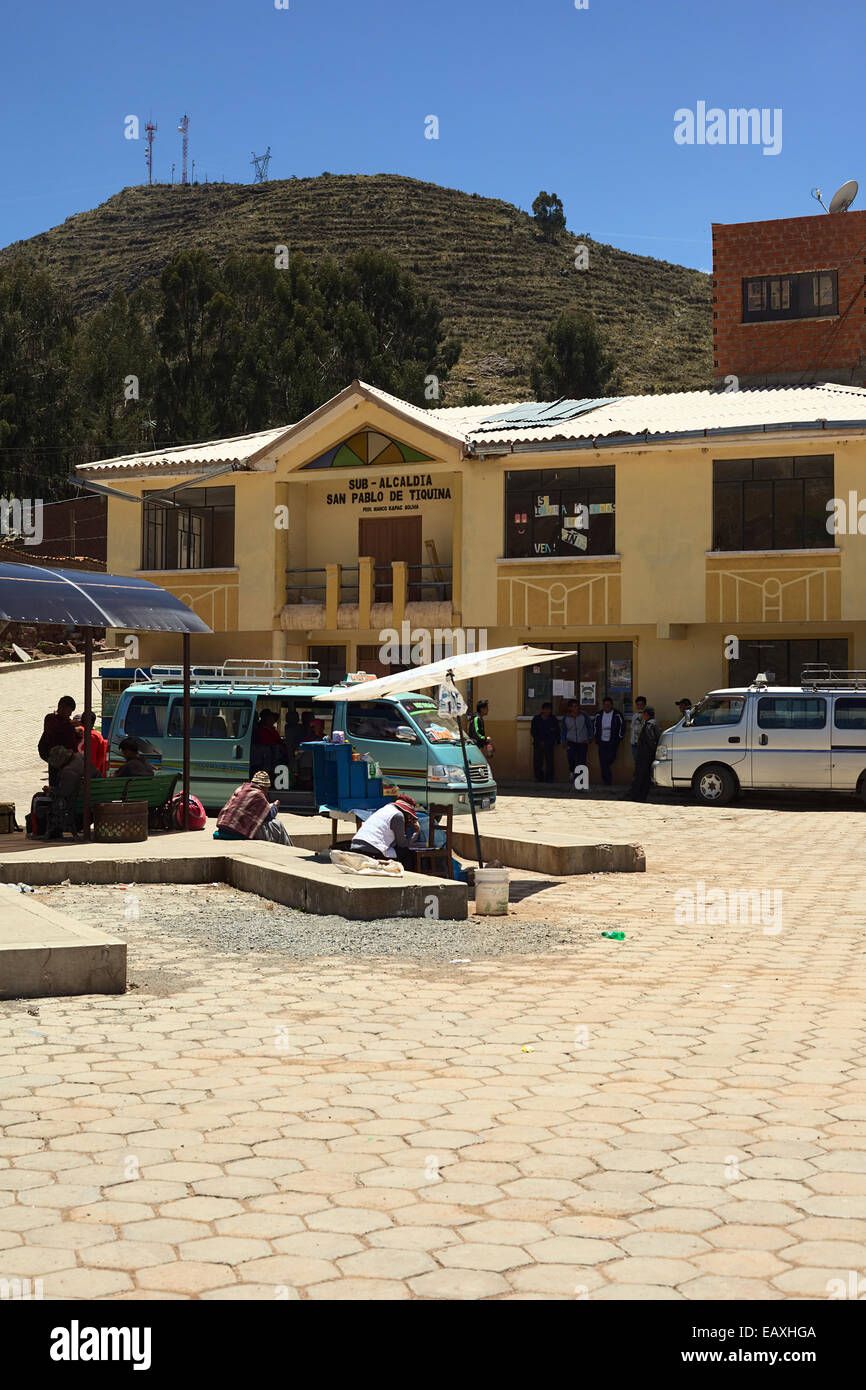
xmin=74 ymin=711 xmax=109 ymax=778
xmin=675 ymin=697 xmax=692 ymax=721
xmin=470 ymin=700 xmax=494 ymax=758
xmin=593 ymin=696 xmax=625 ymax=786
xmin=561 ymin=699 xmax=592 ymax=782
xmin=530 ymin=702 xmax=560 ymax=782
xmin=630 ymin=696 xmax=647 ymax=764
xmin=629 ymin=706 xmax=661 ymax=801
xmin=38 ymin=695 xmax=78 ymax=786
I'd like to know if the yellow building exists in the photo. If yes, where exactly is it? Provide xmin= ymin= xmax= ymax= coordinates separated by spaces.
xmin=80 ymin=379 xmax=866 ymax=783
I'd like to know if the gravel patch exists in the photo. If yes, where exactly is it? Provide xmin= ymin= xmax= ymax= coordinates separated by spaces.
xmin=38 ymin=882 xmax=586 ymax=965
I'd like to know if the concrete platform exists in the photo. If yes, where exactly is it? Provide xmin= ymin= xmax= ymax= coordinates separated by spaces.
xmin=451 ymin=827 xmax=645 ymax=875
xmin=0 ymin=835 xmax=468 ymax=921
xmin=0 ymin=885 xmax=126 ymax=999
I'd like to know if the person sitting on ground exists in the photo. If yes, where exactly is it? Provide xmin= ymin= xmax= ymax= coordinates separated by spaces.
xmin=112 ymin=738 xmax=155 ymax=779
xmin=214 ymin=769 xmax=293 ymax=845
xmin=74 ymin=711 xmax=109 ymax=777
xmin=348 ymin=796 xmax=421 ymax=868
xmin=38 ymin=695 xmax=78 ymax=786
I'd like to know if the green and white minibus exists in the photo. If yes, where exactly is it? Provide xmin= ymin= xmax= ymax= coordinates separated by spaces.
xmin=104 ymin=660 xmax=496 ymax=814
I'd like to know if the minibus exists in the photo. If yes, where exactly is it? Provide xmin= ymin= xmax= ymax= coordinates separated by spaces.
xmin=653 ymin=666 xmax=866 ymax=805
xmin=104 ymin=659 xmax=496 ymax=814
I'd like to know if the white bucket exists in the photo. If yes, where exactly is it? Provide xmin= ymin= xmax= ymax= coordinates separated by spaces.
xmin=474 ymin=866 xmax=509 ymax=915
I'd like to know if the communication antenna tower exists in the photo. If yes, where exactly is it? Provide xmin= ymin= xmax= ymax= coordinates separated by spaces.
xmin=177 ymin=114 xmax=189 ymax=185
xmin=144 ymin=120 xmax=157 ymax=185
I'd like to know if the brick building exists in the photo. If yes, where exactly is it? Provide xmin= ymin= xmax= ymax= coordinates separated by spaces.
xmin=713 ymin=208 xmax=866 ymax=389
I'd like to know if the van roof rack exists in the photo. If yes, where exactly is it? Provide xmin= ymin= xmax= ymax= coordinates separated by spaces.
xmin=800 ymin=664 xmax=866 ymax=689
xmin=140 ymin=659 xmax=322 ymax=690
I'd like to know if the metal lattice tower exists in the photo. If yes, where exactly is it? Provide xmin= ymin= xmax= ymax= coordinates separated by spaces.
xmin=177 ymin=114 xmax=189 ymax=185
xmin=144 ymin=120 xmax=157 ymax=185
xmin=251 ymin=147 xmax=272 ymax=183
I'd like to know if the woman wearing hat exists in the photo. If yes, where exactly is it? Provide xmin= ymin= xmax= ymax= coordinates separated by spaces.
xmin=349 ymin=796 xmax=421 ymax=867
xmin=215 ymin=770 xmax=292 ymax=846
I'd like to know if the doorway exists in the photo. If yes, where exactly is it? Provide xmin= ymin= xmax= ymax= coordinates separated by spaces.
xmin=359 ymin=515 xmax=422 ymax=602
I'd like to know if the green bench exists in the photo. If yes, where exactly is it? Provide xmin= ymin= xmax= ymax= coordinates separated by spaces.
xmin=73 ymin=773 xmax=180 ymax=823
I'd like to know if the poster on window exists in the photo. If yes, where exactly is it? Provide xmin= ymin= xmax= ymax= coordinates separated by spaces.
xmin=580 ymin=681 xmax=596 ymax=704
xmin=608 ymin=659 xmax=632 ymax=692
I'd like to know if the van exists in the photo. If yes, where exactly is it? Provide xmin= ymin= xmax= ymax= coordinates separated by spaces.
xmin=652 ymin=666 xmax=866 ymax=805
xmin=105 ymin=659 xmax=496 ymax=815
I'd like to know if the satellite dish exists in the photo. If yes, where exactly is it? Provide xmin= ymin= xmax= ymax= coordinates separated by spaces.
xmin=829 ymin=179 xmax=858 ymax=213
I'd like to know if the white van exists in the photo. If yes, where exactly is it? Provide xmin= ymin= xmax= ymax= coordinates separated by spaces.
xmin=652 ymin=667 xmax=866 ymax=805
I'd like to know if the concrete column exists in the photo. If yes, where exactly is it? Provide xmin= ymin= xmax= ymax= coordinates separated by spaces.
xmin=392 ymin=561 xmax=407 ymax=629
xmin=325 ymin=563 xmax=340 ymax=628
xmin=358 ymin=556 xmax=374 ymax=628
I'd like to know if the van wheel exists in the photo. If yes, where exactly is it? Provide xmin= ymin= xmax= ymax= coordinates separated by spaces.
xmin=693 ymin=764 xmax=737 ymax=806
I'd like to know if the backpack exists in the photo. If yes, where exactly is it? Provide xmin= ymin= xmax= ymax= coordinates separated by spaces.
xmin=170 ymin=793 xmax=207 ymax=830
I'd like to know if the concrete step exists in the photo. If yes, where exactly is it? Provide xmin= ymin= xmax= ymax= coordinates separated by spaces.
xmin=0 ymin=885 xmax=126 ymax=1000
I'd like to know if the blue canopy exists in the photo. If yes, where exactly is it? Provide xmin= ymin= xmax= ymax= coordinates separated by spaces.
xmin=0 ymin=561 xmax=211 ymax=633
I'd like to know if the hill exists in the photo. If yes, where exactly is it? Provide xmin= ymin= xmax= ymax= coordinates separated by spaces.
xmin=1 ymin=174 xmax=712 ymax=401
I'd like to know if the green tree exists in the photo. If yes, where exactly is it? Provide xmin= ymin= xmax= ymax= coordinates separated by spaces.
xmin=530 ymin=308 xmax=619 ymax=399
xmin=532 ymin=191 xmax=566 ymax=243
xmin=315 ymin=249 xmax=460 ymax=406
xmin=0 ymin=259 xmax=78 ymax=498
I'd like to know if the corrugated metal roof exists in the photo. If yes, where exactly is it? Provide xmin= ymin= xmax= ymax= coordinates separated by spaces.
xmin=465 ymin=384 xmax=866 ymax=449
xmin=77 ymin=426 xmax=288 ymax=476
xmin=75 ymin=381 xmax=866 ymax=479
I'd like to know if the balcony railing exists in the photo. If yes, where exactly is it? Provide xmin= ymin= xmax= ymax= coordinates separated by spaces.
xmin=284 ymin=560 xmax=454 ymax=618
xmin=285 ymin=569 xmax=326 ymax=604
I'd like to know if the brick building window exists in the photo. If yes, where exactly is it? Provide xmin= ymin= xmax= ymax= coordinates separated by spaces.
xmin=505 ymin=466 xmax=615 ymax=558
xmin=712 ymin=456 xmax=834 ymax=551
xmin=742 ymin=271 xmax=837 ymax=323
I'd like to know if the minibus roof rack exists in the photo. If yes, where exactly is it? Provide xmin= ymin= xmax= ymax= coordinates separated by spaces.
xmin=800 ymin=664 xmax=866 ymax=689
xmin=142 ymin=659 xmax=321 ymax=690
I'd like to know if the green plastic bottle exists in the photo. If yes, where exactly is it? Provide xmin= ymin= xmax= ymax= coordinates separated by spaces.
xmin=602 ymin=930 xmax=625 ymax=941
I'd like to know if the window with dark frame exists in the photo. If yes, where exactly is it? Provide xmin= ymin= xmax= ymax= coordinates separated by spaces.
xmin=142 ymin=486 xmax=235 ymax=570
xmin=742 ymin=271 xmax=838 ymax=323
xmin=522 ymin=641 xmax=633 ymax=717
xmin=727 ymin=637 xmax=848 ymax=688
xmin=712 ymin=456 xmax=834 ymax=551
xmin=505 ymin=466 xmax=615 ymax=558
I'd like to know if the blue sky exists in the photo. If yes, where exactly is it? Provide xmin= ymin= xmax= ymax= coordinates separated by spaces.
xmin=1 ymin=0 xmax=862 ymax=270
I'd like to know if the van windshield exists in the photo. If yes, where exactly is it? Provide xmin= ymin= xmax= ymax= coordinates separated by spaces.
xmin=689 ymin=696 xmax=745 ymax=727
xmin=400 ymin=700 xmax=462 ymax=744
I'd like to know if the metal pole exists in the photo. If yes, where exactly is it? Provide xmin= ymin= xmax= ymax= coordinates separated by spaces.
xmin=182 ymin=633 xmax=191 ymax=830
xmin=448 ymin=669 xmax=483 ymax=868
xmin=82 ymin=629 xmax=93 ymax=841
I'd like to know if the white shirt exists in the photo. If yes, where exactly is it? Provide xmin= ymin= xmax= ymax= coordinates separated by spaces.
xmin=631 ymin=711 xmax=644 ymax=746
xmin=600 ymin=711 xmax=614 ymax=742
xmin=351 ymin=804 xmax=408 ymax=859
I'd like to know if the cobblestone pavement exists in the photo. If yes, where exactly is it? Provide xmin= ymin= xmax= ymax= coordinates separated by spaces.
xmin=1 ymin=661 xmax=866 ymax=1299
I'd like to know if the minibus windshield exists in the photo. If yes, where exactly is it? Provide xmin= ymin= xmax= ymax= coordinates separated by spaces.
xmin=400 ymin=699 xmax=462 ymax=744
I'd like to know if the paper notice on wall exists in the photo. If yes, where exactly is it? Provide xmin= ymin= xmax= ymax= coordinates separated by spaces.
xmin=527 ymin=688 xmax=535 ymax=699
xmin=580 ymin=681 xmax=596 ymax=703
xmin=552 ymin=679 xmax=575 ymax=698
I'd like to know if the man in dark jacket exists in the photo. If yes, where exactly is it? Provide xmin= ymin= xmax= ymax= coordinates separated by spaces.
xmin=593 ymin=696 xmax=625 ymax=786
xmin=112 ymin=739 xmax=155 ymax=779
xmin=530 ymin=702 xmax=560 ymax=782
xmin=38 ymin=696 xmax=78 ymax=787
xmin=629 ymin=706 xmax=661 ymax=801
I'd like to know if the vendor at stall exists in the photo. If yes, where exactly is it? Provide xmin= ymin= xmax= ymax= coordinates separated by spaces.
xmin=349 ymin=796 xmax=421 ymax=867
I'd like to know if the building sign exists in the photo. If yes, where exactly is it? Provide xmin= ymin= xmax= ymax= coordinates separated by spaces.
xmin=326 ymin=474 xmax=452 ymax=511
